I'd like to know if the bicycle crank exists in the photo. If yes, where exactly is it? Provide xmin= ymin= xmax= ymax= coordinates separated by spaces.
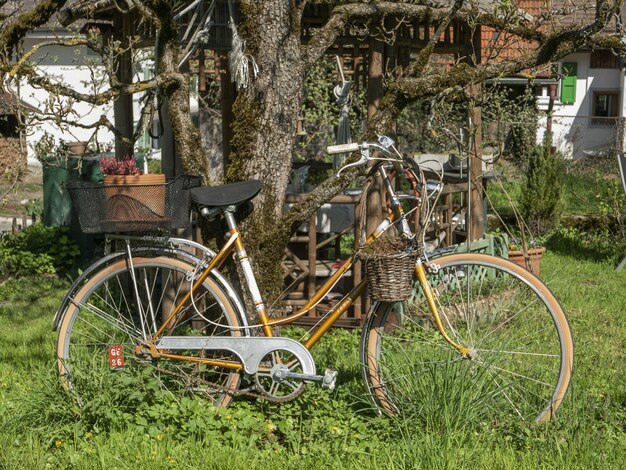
xmin=253 ymin=349 xmax=337 ymax=401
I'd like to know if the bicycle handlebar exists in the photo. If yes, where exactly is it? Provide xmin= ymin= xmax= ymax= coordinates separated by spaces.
xmin=326 ymin=143 xmax=360 ymax=155
xmin=327 ymin=136 xmax=401 ymax=176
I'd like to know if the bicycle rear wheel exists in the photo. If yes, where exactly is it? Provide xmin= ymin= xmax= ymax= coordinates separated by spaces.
xmin=57 ymin=255 xmax=244 ymax=407
xmin=361 ymin=253 xmax=573 ymax=423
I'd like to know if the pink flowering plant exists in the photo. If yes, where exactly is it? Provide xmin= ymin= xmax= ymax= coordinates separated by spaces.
xmin=99 ymin=154 xmax=143 ymax=176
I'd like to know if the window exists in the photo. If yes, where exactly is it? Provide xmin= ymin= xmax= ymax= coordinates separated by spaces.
xmin=590 ymin=50 xmax=620 ymax=69
xmin=560 ymin=62 xmax=577 ymax=104
xmin=591 ymin=91 xmax=620 ymax=126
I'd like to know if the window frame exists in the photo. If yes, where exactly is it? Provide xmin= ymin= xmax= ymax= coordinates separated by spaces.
xmin=590 ymin=89 xmax=621 ymax=127
xmin=590 ymin=49 xmax=620 ymax=69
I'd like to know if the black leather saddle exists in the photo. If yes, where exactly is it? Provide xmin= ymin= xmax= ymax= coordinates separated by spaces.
xmin=190 ymin=180 xmax=262 ymax=209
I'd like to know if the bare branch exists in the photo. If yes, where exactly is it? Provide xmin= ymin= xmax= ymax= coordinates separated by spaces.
xmin=9 ymin=62 xmax=177 ymax=105
xmin=303 ymin=1 xmax=548 ymax=69
xmin=0 ymin=0 xmax=68 ymax=57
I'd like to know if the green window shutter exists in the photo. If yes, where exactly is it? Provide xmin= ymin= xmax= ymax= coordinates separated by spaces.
xmin=561 ymin=62 xmax=577 ymax=104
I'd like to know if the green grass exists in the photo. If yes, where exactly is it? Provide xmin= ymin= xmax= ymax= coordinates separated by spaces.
xmin=487 ymin=156 xmax=626 ymax=218
xmin=1 ymin=240 xmax=626 ymax=468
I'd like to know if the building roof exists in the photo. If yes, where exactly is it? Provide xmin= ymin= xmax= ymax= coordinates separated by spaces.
xmin=552 ymin=0 xmax=626 ymax=33
xmin=1 ymin=0 xmax=81 ymax=32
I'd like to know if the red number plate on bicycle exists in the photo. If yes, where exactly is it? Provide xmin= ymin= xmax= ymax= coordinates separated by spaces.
xmin=108 ymin=345 xmax=125 ymax=369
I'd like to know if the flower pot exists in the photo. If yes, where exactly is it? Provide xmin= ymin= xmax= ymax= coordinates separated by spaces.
xmin=103 ymin=174 xmax=166 ymax=222
xmin=507 ymin=247 xmax=546 ymax=275
xmin=68 ymin=141 xmax=88 ymax=155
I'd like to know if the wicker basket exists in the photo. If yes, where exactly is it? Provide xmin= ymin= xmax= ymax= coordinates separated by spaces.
xmin=360 ymin=249 xmax=419 ymax=302
xmin=66 ymin=175 xmax=201 ymax=233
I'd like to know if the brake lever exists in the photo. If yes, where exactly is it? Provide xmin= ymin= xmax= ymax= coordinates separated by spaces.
xmin=337 ymin=155 xmax=368 ymax=177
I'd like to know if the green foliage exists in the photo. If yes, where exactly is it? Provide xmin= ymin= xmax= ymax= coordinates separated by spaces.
xmin=33 ymin=132 xmax=56 ymax=161
xmin=547 ymin=226 xmax=626 ymax=262
xmin=296 ymin=57 xmax=367 ymax=162
xmin=24 ymin=198 xmax=43 ymax=218
xmin=521 ymin=142 xmax=565 ymax=235
xmin=147 ymin=157 xmax=162 ymax=175
xmin=3 ymin=245 xmax=626 ymax=467
xmin=0 ymin=224 xmax=80 ymax=276
xmin=397 ymin=99 xmax=465 ymax=154
xmin=0 ymin=247 xmax=56 ymax=276
xmin=502 ymin=86 xmax=538 ymax=167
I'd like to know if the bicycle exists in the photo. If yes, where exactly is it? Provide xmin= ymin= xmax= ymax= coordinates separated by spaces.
xmin=56 ymin=136 xmax=573 ymax=423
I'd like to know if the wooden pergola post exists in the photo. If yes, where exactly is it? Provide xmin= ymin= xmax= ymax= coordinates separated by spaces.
xmin=112 ymin=12 xmax=134 ymax=158
xmin=219 ymin=52 xmax=236 ymax=171
xmin=468 ymin=84 xmax=485 ymax=242
xmin=365 ymin=38 xmax=385 ymax=236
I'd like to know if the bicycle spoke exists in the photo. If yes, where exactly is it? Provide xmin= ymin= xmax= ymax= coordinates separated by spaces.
xmin=57 ymin=256 xmax=242 ymax=408
xmin=364 ymin=254 xmax=572 ymax=423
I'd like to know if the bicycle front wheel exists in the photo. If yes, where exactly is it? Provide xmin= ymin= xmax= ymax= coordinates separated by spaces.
xmin=57 ymin=255 xmax=244 ymax=407
xmin=361 ymin=253 xmax=573 ymax=423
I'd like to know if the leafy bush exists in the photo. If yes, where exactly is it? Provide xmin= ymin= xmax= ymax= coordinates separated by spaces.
xmin=24 ymin=198 xmax=43 ymax=218
xmin=0 ymin=224 xmax=80 ymax=276
xmin=503 ymin=86 xmax=538 ymax=167
xmin=521 ymin=141 xmax=565 ymax=235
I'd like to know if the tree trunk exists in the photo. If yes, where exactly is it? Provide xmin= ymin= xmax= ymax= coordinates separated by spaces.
xmin=226 ymin=0 xmax=305 ymax=302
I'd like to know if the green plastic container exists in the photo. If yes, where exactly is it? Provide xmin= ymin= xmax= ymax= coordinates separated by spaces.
xmin=42 ymin=155 xmax=81 ymax=227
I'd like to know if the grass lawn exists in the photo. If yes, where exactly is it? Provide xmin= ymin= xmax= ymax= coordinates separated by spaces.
xmin=487 ymin=156 xmax=626 ymax=219
xmin=0 ymin=233 xmax=625 ymax=468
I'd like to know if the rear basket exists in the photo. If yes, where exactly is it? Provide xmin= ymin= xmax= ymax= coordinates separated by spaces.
xmin=66 ymin=175 xmax=201 ymax=233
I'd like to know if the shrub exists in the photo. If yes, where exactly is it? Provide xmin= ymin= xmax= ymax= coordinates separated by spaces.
xmin=0 ymin=224 xmax=80 ymax=276
xmin=503 ymin=87 xmax=538 ymax=167
xmin=521 ymin=141 xmax=565 ymax=235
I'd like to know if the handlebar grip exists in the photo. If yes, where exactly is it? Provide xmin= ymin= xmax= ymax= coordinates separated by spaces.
xmin=326 ymin=143 xmax=360 ymax=155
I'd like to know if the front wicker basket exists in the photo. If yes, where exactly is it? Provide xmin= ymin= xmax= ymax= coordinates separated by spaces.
xmin=361 ymin=249 xmax=418 ymax=302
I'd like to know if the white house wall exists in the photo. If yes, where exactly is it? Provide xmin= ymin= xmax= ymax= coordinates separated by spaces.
xmin=538 ymin=52 xmax=621 ymax=159
xmin=18 ymin=35 xmax=145 ymax=164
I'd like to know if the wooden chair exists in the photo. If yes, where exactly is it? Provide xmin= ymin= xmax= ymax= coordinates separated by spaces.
xmin=617 ymin=153 xmax=626 ymax=271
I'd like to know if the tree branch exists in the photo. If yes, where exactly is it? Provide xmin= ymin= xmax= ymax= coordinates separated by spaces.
xmin=0 ymin=0 xmax=68 ymax=57
xmin=8 ymin=62 xmax=177 ymax=105
xmin=303 ymin=1 xmax=550 ymax=69
xmin=291 ymin=0 xmax=625 ymax=235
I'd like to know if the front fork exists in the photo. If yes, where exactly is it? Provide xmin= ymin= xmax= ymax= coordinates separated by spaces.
xmin=414 ymin=259 xmax=475 ymax=359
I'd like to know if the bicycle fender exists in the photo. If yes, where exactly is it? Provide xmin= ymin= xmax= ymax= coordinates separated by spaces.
xmin=52 ymin=248 xmax=249 ymax=333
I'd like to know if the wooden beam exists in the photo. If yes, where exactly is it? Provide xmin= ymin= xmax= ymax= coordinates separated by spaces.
xmin=219 ymin=52 xmax=235 ymax=170
xmin=366 ymin=38 xmax=385 ymax=236
xmin=468 ymin=84 xmax=484 ymax=241
xmin=113 ymin=12 xmax=134 ymax=158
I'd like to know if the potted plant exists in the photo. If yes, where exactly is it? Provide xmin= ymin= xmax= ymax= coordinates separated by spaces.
xmin=100 ymin=154 xmax=166 ymax=220
xmin=507 ymin=236 xmax=545 ymax=275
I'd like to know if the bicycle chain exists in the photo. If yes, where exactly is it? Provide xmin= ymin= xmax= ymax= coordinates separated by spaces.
xmin=149 ymin=362 xmax=307 ymax=404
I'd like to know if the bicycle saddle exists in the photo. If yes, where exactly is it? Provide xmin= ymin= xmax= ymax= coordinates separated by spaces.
xmin=190 ymin=180 xmax=262 ymax=208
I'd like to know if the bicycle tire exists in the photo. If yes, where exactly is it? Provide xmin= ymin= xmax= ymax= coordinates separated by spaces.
xmin=57 ymin=255 xmax=244 ymax=407
xmin=361 ymin=252 xmax=573 ymax=423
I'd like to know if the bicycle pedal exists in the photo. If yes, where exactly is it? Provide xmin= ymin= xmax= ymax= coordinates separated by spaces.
xmin=272 ymin=368 xmax=338 ymax=390
xmin=321 ymin=369 xmax=338 ymax=390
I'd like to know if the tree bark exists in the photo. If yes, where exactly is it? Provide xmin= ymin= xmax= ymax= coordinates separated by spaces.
xmin=226 ymin=0 xmax=306 ymax=301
